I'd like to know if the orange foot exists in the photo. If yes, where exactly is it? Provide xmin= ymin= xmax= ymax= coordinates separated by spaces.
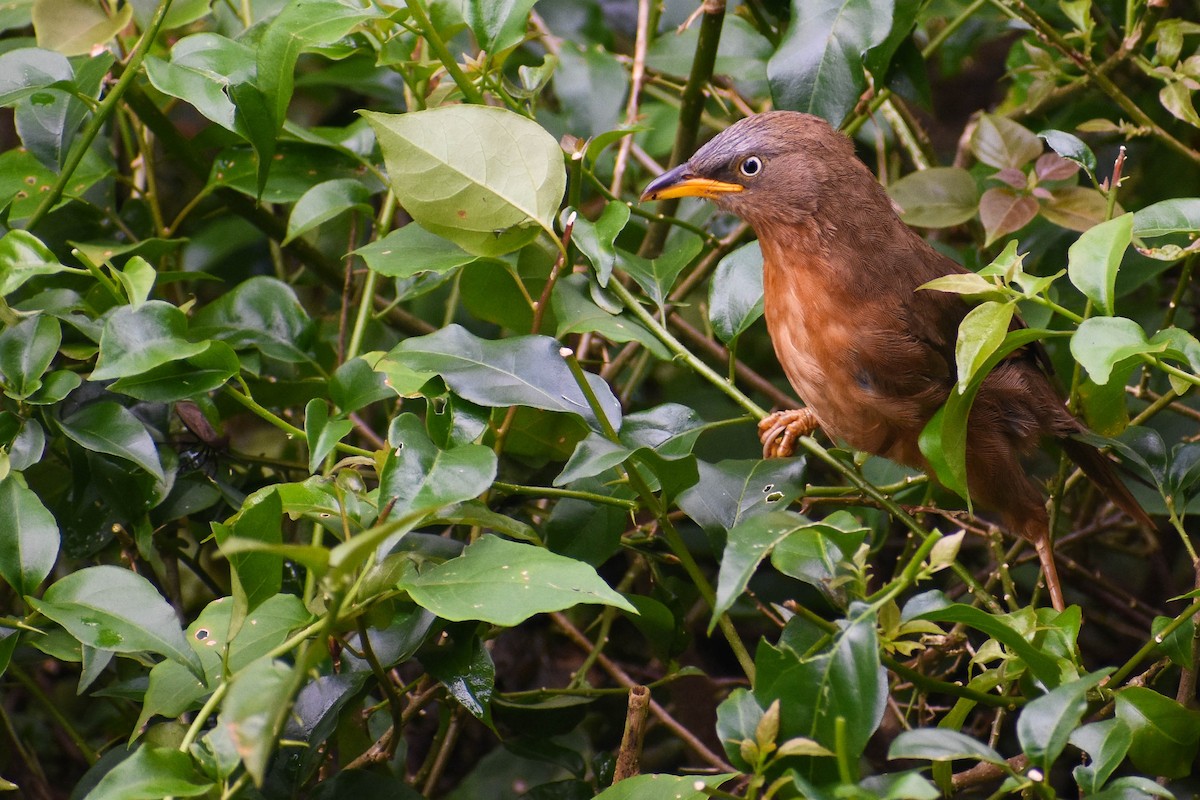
xmin=758 ymin=408 xmax=820 ymax=459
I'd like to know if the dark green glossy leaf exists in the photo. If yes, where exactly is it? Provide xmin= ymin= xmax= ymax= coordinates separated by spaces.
xmin=392 ymin=324 xmax=621 ymax=433
xmin=554 ymin=43 xmax=628 ymax=139
xmin=29 ymin=565 xmax=202 ymax=675
xmin=1071 ymin=719 xmax=1132 ymax=794
xmin=108 ymin=342 xmax=238 ymax=403
xmin=92 ymin=302 xmax=208 ymax=381
xmin=0 ymin=230 xmax=68 ymax=295
xmin=770 ymin=510 xmax=870 ymax=594
xmin=556 ymin=402 xmax=705 ymax=486
xmin=709 ymin=242 xmax=764 ymax=343
xmin=767 ymin=0 xmax=893 ymax=126
xmin=0 ymin=47 xmax=72 ymax=107
xmin=401 ymin=535 xmax=636 ymax=626
xmin=553 ymin=273 xmax=671 ymax=360
xmin=379 ymin=413 xmax=496 ymax=517
xmin=0 ymin=314 xmax=59 ymax=399
xmin=219 ymin=657 xmax=294 ymax=785
xmin=714 ymin=687 xmax=763 ymax=770
xmin=192 ymin=276 xmax=313 ymax=363
xmin=1016 ymin=669 xmax=1110 ymax=772
xmin=143 ymin=34 xmax=255 ymax=133
xmin=59 ymin=401 xmax=164 ymax=481
xmin=677 ymin=457 xmax=807 ymax=536
xmin=1039 ymin=129 xmax=1097 ymax=180
xmin=424 ymin=630 xmax=495 ymax=722
xmin=304 ymin=399 xmax=354 ymax=473
xmin=330 ymin=357 xmax=392 ymax=413
xmin=712 ymin=511 xmax=808 ymax=630
xmin=466 ymin=0 xmax=535 ymax=53
xmin=0 ymin=472 xmax=58 ymax=597
xmin=617 ymin=231 xmax=702 ymax=310
xmin=84 ymin=746 xmax=213 ymax=800
xmin=1115 ymin=686 xmax=1200 ymax=779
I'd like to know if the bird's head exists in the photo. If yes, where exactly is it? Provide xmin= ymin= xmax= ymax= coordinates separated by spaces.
xmin=640 ymin=111 xmax=874 ymax=229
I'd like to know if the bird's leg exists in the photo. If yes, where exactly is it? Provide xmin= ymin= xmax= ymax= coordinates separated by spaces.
xmin=1033 ymin=535 xmax=1066 ymax=612
xmin=758 ymin=407 xmax=820 ymax=459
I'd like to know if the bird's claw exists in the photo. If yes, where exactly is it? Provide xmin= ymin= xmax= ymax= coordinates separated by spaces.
xmin=758 ymin=408 xmax=820 ymax=459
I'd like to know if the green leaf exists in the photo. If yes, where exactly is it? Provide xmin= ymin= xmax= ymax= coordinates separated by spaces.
xmin=32 ymin=0 xmax=131 ymax=56
xmin=219 ymin=657 xmax=294 ymax=785
xmin=59 ymin=401 xmax=164 ymax=481
xmin=617 ymin=231 xmax=703 ymax=310
xmin=592 ymin=774 xmax=737 ymax=800
xmin=137 ymin=594 xmax=308 ymax=732
xmin=304 ymin=399 xmax=354 ymax=473
xmin=221 ymin=488 xmax=284 ymax=620
xmin=888 ymin=729 xmax=1006 ymax=764
xmin=284 ymin=178 xmax=372 ymax=244
xmin=92 ymin=302 xmax=209 ymax=381
xmin=401 ymin=535 xmax=636 ymax=626
xmin=770 ymin=511 xmax=870 ymax=593
xmin=915 ymin=603 xmax=1065 ymax=687
xmin=767 ymin=0 xmax=894 ymax=126
xmin=354 ymin=223 xmax=485 ymax=279
xmin=115 ymin=256 xmax=156 ymax=307
xmin=0 ymin=314 xmax=60 ymax=400
xmin=143 ymin=34 xmax=256 ymax=133
xmin=1038 ymin=130 xmax=1097 ymax=180
xmin=108 ymin=341 xmax=239 ymax=403
xmin=552 ymin=273 xmax=671 ymax=360
xmin=330 ymin=357 xmax=392 ymax=413
xmin=0 ymin=230 xmax=68 ymax=295
xmin=709 ymin=242 xmax=764 ymax=343
xmin=972 ymin=114 xmax=1043 ymax=169
xmin=29 ymin=565 xmax=202 ymax=675
xmin=755 ymin=603 xmax=886 ymax=775
xmin=887 ymin=167 xmax=979 ymax=228
xmin=1067 ymin=212 xmax=1132 ymax=315
xmin=571 ymin=202 xmax=630 ymax=286
xmin=191 ymin=276 xmax=312 ymax=363
xmin=84 ymin=746 xmax=213 ymax=800
xmin=1070 ymin=316 xmax=1166 ymax=385
xmin=423 ymin=631 xmax=495 ymax=722
xmin=0 ymin=47 xmax=73 ymax=107
xmin=379 ymin=414 xmax=497 ymax=517
xmin=0 ymin=472 xmax=58 ymax=597
xmin=1115 ymin=686 xmax=1200 ymax=779
xmin=1041 ymin=186 xmax=1110 ymax=233
xmin=467 ymin=0 xmax=537 ymax=53
xmin=391 ymin=324 xmax=621 ymax=433
xmin=128 ymin=0 xmax=211 ymax=31
xmin=677 ymin=458 xmax=807 ymax=536
xmin=1070 ymin=719 xmax=1132 ymax=794
xmin=1133 ymin=197 xmax=1200 ymax=237
xmin=556 ymin=402 xmax=705 ymax=487
xmin=1016 ymin=669 xmax=1110 ymax=773
xmin=362 ymin=106 xmax=566 ymax=256
xmin=955 ymin=301 xmax=1014 ymax=392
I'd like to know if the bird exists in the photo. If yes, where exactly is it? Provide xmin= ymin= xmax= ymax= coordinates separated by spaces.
xmin=640 ymin=111 xmax=1152 ymax=611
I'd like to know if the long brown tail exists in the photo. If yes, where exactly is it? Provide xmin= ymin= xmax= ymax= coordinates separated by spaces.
xmin=1061 ymin=437 xmax=1155 ymax=530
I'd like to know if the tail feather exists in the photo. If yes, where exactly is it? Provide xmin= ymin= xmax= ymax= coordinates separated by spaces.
xmin=1061 ymin=437 xmax=1155 ymax=530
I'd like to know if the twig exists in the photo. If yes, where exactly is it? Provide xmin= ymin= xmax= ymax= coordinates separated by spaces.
xmin=613 ymin=685 xmax=651 ymax=781
xmin=611 ymin=0 xmax=653 ymax=194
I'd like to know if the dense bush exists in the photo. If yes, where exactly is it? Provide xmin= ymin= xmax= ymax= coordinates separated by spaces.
xmin=1 ymin=0 xmax=1200 ymax=797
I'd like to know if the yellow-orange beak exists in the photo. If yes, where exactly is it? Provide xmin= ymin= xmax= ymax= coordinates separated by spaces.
xmin=640 ymin=164 xmax=744 ymax=202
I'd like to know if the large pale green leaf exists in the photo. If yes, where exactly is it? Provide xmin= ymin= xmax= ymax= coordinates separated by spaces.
xmin=1067 ymin=212 xmax=1132 ymax=315
xmin=767 ymin=0 xmax=894 ymax=126
xmin=59 ymin=401 xmax=165 ymax=481
xmin=709 ymin=242 xmax=764 ymax=343
xmin=32 ymin=0 xmax=131 ymax=56
xmin=91 ymin=302 xmax=209 ymax=381
xmin=1071 ymin=316 xmax=1167 ymax=385
xmin=401 ymin=535 xmax=636 ymax=626
xmin=0 ymin=472 xmax=58 ymax=597
xmin=888 ymin=729 xmax=1005 ymax=764
xmin=0 ymin=230 xmax=68 ymax=295
xmin=888 ymin=167 xmax=979 ymax=228
xmin=362 ymin=106 xmax=566 ymax=256
xmin=354 ymin=222 xmax=486 ymax=278
xmin=29 ymin=566 xmax=202 ymax=675
xmin=84 ymin=747 xmax=213 ymax=800
xmin=391 ymin=324 xmax=621 ymax=433
xmin=1133 ymin=197 xmax=1200 ymax=237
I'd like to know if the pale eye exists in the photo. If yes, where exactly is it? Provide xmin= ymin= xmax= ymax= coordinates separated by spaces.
xmin=739 ymin=155 xmax=763 ymax=178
